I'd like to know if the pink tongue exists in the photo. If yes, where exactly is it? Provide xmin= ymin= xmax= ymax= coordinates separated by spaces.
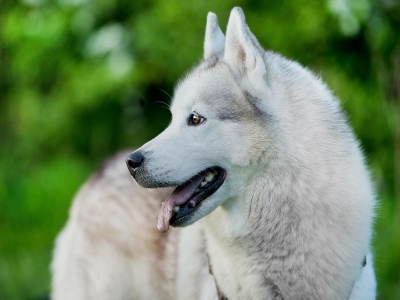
xmin=157 ymin=173 xmax=206 ymax=232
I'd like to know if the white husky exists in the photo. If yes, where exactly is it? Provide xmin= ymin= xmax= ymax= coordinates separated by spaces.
xmin=52 ymin=7 xmax=376 ymax=300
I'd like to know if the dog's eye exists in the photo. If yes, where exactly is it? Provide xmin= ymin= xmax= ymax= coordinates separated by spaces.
xmin=188 ymin=112 xmax=205 ymax=126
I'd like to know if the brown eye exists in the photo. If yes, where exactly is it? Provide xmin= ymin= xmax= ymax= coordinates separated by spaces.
xmin=188 ymin=112 xmax=205 ymax=126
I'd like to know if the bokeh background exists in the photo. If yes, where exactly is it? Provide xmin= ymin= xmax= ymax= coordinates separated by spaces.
xmin=0 ymin=0 xmax=399 ymax=299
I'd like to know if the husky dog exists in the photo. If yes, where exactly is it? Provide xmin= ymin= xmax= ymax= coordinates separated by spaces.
xmin=52 ymin=7 xmax=376 ymax=300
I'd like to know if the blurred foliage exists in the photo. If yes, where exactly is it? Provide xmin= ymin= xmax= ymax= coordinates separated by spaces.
xmin=0 ymin=0 xmax=399 ymax=299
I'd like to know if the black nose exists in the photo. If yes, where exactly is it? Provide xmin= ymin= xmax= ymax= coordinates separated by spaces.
xmin=126 ymin=151 xmax=144 ymax=176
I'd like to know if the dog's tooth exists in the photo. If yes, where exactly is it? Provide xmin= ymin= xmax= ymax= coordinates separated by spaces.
xmin=205 ymin=172 xmax=215 ymax=182
xmin=173 ymin=206 xmax=180 ymax=212
xmin=200 ymin=181 xmax=206 ymax=187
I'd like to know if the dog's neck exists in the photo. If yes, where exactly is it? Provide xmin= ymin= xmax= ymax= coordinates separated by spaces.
xmin=204 ymin=168 xmax=296 ymax=246
xmin=201 ymin=171 xmax=292 ymax=299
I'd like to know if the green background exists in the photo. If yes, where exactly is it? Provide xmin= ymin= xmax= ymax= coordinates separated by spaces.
xmin=0 ymin=0 xmax=399 ymax=299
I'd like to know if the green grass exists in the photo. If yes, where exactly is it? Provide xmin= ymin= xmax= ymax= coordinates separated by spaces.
xmin=0 ymin=250 xmax=51 ymax=300
xmin=0 ymin=154 xmax=91 ymax=300
xmin=374 ymin=196 xmax=400 ymax=300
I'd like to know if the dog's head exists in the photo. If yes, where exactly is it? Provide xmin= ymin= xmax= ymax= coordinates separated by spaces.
xmin=126 ymin=8 xmax=279 ymax=232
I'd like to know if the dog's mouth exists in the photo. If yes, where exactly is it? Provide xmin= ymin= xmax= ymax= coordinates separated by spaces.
xmin=157 ymin=167 xmax=227 ymax=232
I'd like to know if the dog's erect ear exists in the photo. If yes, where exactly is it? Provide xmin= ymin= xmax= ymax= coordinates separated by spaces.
xmin=224 ymin=7 xmax=266 ymax=79
xmin=204 ymin=12 xmax=225 ymax=59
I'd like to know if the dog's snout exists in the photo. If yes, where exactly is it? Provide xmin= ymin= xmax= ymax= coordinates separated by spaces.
xmin=126 ymin=151 xmax=144 ymax=176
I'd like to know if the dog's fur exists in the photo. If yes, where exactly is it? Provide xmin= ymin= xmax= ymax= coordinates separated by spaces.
xmin=52 ymin=8 xmax=376 ymax=300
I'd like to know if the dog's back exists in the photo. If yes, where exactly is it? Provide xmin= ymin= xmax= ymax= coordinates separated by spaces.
xmin=51 ymin=151 xmax=190 ymax=299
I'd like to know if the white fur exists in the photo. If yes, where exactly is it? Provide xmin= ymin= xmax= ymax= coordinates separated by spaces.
xmin=204 ymin=12 xmax=225 ymax=59
xmin=52 ymin=7 xmax=376 ymax=300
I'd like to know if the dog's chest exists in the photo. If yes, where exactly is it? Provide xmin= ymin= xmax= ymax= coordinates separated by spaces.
xmin=207 ymin=239 xmax=277 ymax=300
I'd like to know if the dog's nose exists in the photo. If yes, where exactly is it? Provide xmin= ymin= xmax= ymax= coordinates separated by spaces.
xmin=126 ymin=151 xmax=144 ymax=176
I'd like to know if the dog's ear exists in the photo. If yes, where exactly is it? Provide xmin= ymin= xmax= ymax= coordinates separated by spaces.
xmin=224 ymin=7 xmax=266 ymax=79
xmin=204 ymin=12 xmax=225 ymax=59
